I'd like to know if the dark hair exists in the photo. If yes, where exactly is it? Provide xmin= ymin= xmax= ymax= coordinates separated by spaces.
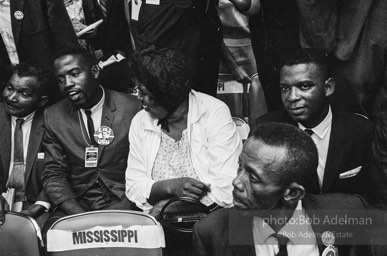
xmin=252 ymin=122 xmax=318 ymax=189
xmin=281 ymin=48 xmax=330 ymax=80
xmin=53 ymin=48 xmax=96 ymax=69
xmin=128 ymin=46 xmax=192 ymax=113
xmin=13 ymin=63 xmax=51 ymax=97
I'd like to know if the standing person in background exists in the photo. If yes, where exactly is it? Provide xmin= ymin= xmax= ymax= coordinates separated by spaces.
xmin=64 ymin=0 xmax=133 ymax=92
xmin=131 ymin=0 xmax=222 ymax=97
xmin=0 ymin=63 xmax=51 ymax=228
xmin=0 ymin=0 xmax=79 ymax=95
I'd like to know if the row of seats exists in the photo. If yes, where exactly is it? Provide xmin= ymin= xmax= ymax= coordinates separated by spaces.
xmin=0 ymin=210 xmax=165 ymax=256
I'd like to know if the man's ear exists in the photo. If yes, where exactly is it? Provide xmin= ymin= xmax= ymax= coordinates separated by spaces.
xmin=38 ymin=95 xmax=48 ymax=108
xmin=324 ymin=77 xmax=335 ymax=97
xmin=91 ymin=65 xmax=100 ymax=79
xmin=282 ymin=182 xmax=305 ymax=206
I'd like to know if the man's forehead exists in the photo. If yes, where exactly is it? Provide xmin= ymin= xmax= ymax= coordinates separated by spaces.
xmin=280 ymin=63 xmax=321 ymax=81
xmin=9 ymin=74 xmax=39 ymax=89
xmin=54 ymin=54 xmax=87 ymax=70
xmin=242 ymin=138 xmax=287 ymax=166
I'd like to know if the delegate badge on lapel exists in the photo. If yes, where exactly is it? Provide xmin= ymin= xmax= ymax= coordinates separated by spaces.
xmin=322 ymin=246 xmax=338 ymax=256
xmin=14 ymin=11 xmax=24 ymax=20
xmin=322 ymin=231 xmax=337 ymax=256
xmin=94 ymin=126 xmax=115 ymax=146
xmin=85 ymin=147 xmax=98 ymax=168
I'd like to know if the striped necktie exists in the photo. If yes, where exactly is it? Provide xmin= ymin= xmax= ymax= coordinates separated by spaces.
xmin=99 ymin=0 xmax=108 ymax=18
xmin=6 ymin=118 xmax=26 ymax=202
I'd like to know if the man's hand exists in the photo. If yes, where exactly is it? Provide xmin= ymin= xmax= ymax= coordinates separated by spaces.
xmin=71 ymin=19 xmax=87 ymax=34
xmin=0 ymin=195 xmax=10 ymax=225
xmin=60 ymin=199 xmax=86 ymax=215
xmin=231 ymin=66 xmax=251 ymax=85
xmin=21 ymin=204 xmax=46 ymax=218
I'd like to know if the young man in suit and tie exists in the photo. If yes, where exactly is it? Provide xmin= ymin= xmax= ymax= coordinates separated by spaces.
xmin=193 ymin=123 xmax=374 ymax=256
xmin=255 ymin=48 xmax=375 ymax=202
xmin=41 ymin=48 xmax=140 ymax=233
xmin=0 ymin=63 xmax=51 ymax=228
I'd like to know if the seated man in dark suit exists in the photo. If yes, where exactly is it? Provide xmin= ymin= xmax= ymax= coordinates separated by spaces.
xmin=193 ymin=122 xmax=374 ymax=256
xmin=0 ymin=63 xmax=51 ymax=228
xmin=254 ymin=48 xmax=374 ymax=201
xmin=41 ymin=48 xmax=140 ymax=232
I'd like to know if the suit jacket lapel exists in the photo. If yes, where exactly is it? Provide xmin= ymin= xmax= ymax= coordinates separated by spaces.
xmin=229 ymin=211 xmax=256 ymax=256
xmin=0 ymin=107 xmax=11 ymax=180
xmin=283 ymin=112 xmax=320 ymax=194
xmin=98 ymin=90 xmax=115 ymax=161
xmin=231 ymin=245 xmax=255 ymax=256
xmin=322 ymin=112 xmax=348 ymax=193
xmin=25 ymin=110 xmax=44 ymax=182
xmin=10 ymin=0 xmax=25 ymax=49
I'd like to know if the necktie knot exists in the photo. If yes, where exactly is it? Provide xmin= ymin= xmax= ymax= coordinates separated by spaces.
xmin=85 ymin=109 xmax=92 ymax=117
xmin=304 ymin=129 xmax=314 ymax=136
xmin=16 ymin=118 xmax=24 ymax=127
xmin=271 ymin=233 xmax=289 ymax=256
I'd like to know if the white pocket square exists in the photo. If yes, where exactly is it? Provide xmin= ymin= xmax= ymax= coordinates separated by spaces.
xmin=339 ymin=166 xmax=362 ymax=179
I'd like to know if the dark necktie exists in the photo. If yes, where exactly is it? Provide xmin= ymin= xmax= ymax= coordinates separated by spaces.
xmin=99 ymin=0 xmax=108 ymax=18
xmin=85 ymin=109 xmax=97 ymax=146
xmin=272 ymin=233 xmax=289 ymax=256
xmin=304 ymin=129 xmax=314 ymax=136
xmin=7 ymin=118 xmax=25 ymax=202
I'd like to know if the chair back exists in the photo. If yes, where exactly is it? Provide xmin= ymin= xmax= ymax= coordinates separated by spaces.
xmin=0 ymin=212 xmax=43 ymax=256
xmin=47 ymin=210 xmax=165 ymax=256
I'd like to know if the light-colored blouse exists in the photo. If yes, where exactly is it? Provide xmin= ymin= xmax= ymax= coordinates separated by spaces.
xmin=152 ymin=130 xmax=199 ymax=181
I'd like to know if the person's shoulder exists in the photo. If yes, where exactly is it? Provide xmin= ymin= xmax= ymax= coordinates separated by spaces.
xmin=303 ymin=193 xmax=368 ymax=211
xmin=195 ymin=208 xmax=231 ymax=232
xmin=45 ymin=98 xmax=72 ymax=117
xmin=333 ymin=110 xmax=372 ymax=132
xmin=106 ymin=89 xmax=139 ymax=105
xmin=0 ymin=102 xmax=8 ymax=122
xmin=0 ymin=102 xmax=6 ymax=113
xmin=193 ymin=90 xmax=228 ymax=109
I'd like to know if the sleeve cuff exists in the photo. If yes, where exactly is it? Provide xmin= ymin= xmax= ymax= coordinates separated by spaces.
xmin=35 ymin=201 xmax=51 ymax=212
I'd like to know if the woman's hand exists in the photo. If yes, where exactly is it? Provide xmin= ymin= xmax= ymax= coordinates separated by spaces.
xmin=149 ymin=178 xmax=211 ymax=205
xmin=170 ymin=178 xmax=211 ymax=200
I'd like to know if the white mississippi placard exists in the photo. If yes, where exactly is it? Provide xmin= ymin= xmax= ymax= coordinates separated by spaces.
xmin=47 ymin=225 xmax=165 ymax=252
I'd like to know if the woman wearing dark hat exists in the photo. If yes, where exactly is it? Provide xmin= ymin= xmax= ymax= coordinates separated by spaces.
xmin=125 ymin=47 xmax=242 ymax=214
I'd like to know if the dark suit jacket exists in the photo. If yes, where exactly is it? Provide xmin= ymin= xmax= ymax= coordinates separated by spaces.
xmin=254 ymin=109 xmax=374 ymax=202
xmin=0 ymin=0 xmax=79 ymax=71
xmin=193 ymin=194 xmax=372 ymax=256
xmin=42 ymin=89 xmax=140 ymax=206
xmin=0 ymin=104 xmax=48 ymax=206
xmin=83 ymin=0 xmax=131 ymax=55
